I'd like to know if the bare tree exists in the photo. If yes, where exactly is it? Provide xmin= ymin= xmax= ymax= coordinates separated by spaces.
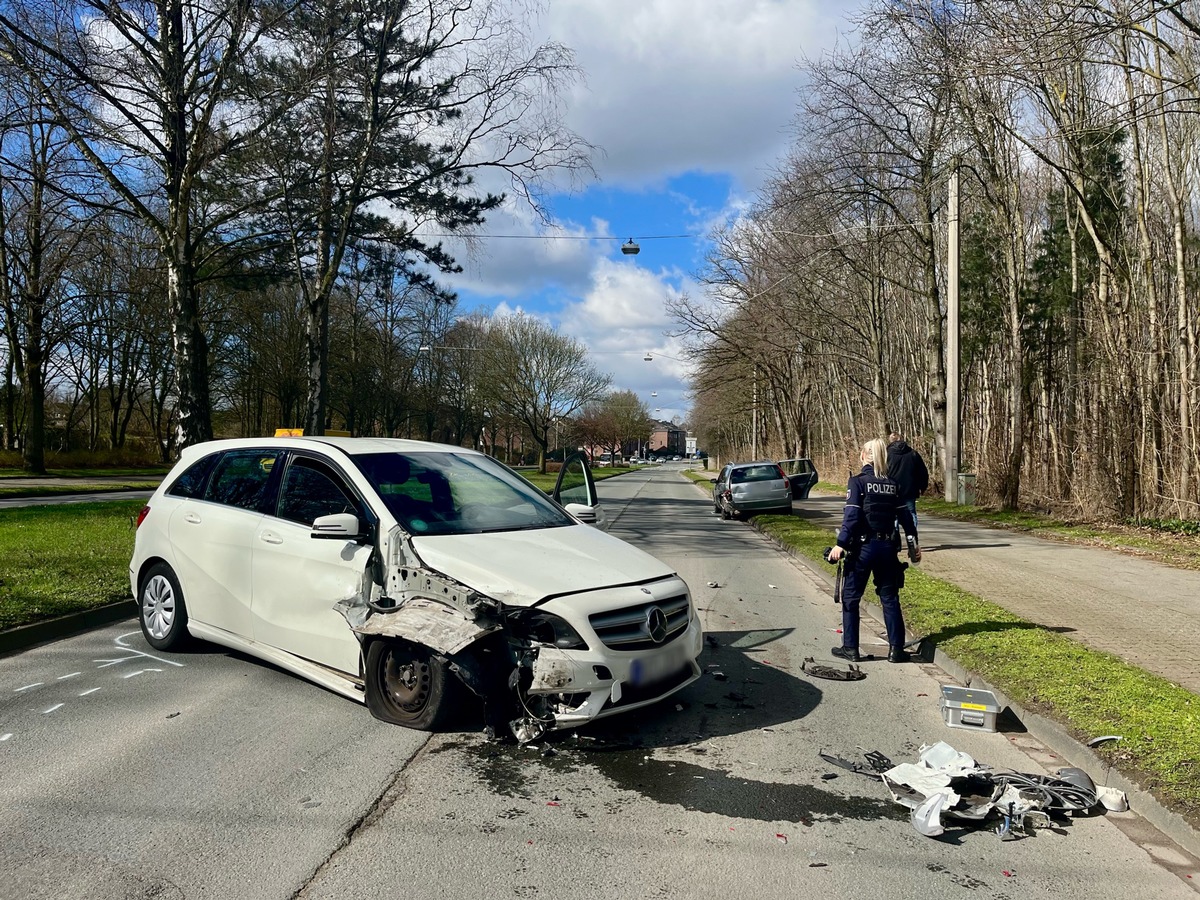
xmin=484 ymin=312 xmax=610 ymax=474
xmin=0 ymin=0 xmax=299 ymax=448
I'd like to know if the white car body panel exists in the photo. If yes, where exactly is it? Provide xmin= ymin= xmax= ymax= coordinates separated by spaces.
xmin=166 ymin=499 xmax=259 ymax=637
xmin=409 ymin=525 xmax=673 ymax=606
xmin=250 ymin=517 xmax=368 ymax=674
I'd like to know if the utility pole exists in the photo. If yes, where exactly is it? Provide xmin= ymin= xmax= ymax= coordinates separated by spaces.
xmin=945 ymin=164 xmax=961 ymax=502
xmin=751 ymin=365 xmax=758 ymax=459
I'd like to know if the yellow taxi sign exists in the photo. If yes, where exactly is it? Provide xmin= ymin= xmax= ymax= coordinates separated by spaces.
xmin=273 ymin=428 xmax=352 ymax=437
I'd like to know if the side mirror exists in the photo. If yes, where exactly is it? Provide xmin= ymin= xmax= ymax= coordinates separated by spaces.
xmin=311 ymin=513 xmax=367 ymax=542
xmin=564 ymin=502 xmax=597 ymax=524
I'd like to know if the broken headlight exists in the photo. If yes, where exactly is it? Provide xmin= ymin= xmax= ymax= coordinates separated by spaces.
xmin=508 ymin=609 xmax=588 ymax=650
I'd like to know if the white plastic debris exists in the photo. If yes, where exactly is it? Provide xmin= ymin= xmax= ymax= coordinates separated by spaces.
xmin=912 ymin=790 xmax=958 ymax=837
xmin=1097 ymin=785 xmax=1129 ymax=812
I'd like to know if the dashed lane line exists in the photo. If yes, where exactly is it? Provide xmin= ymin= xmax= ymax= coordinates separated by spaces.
xmin=41 ymin=703 xmax=64 ymax=714
xmin=14 ymin=683 xmax=43 ymax=693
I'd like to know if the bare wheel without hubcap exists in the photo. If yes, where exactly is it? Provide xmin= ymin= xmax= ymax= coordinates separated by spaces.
xmin=364 ymin=640 xmax=453 ymax=730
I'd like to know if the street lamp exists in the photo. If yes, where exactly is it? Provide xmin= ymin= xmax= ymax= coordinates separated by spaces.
xmin=621 ymin=239 xmax=640 ymax=256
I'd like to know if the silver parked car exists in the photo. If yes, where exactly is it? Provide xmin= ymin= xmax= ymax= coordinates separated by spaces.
xmin=713 ymin=461 xmax=793 ymax=519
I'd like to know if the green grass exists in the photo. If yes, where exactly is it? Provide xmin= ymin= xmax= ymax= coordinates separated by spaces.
xmin=752 ymin=511 xmax=1200 ymax=821
xmin=0 ymin=501 xmax=143 ymax=630
xmin=520 ymin=467 xmax=634 ymax=493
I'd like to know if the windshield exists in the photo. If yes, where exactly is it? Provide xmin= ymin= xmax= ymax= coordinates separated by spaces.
xmin=351 ymin=451 xmax=574 ymax=536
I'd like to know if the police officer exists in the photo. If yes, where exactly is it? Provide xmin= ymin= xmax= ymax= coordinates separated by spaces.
xmin=827 ymin=437 xmax=921 ymax=663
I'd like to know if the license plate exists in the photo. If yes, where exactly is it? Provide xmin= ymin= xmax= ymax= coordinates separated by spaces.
xmin=629 ymin=644 xmax=685 ymax=687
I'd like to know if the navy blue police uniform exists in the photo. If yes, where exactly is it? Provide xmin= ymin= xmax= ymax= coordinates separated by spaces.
xmin=834 ymin=463 xmax=918 ymax=659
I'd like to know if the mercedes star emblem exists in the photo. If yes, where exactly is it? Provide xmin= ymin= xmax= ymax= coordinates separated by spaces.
xmin=645 ymin=606 xmax=668 ymax=644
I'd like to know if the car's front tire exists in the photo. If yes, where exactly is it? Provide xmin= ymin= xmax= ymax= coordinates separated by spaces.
xmin=365 ymin=639 xmax=454 ymax=730
xmin=138 ymin=562 xmax=190 ymax=651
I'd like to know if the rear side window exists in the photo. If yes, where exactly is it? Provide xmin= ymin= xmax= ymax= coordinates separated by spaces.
xmin=167 ymin=455 xmax=216 ymax=499
xmin=205 ymin=450 xmax=280 ymax=512
xmin=732 ymin=465 xmax=782 ymax=484
xmin=277 ymin=457 xmax=360 ymax=526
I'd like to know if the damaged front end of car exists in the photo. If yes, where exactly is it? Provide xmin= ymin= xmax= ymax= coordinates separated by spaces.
xmin=337 ymin=526 xmax=703 ymax=743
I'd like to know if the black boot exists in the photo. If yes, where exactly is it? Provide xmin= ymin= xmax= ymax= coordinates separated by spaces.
xmin=887 ymin=647 xmax=911 ymax=663
xmin=831 ymin=646 xmax=861 ymax=662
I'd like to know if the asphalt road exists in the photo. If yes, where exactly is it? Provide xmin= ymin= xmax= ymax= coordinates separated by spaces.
xmin=0 ymin=467 xmax=1195 ymax=899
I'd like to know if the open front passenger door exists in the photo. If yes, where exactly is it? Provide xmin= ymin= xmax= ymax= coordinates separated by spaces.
xmin=552 ymin=452 xmax=607 ymax=529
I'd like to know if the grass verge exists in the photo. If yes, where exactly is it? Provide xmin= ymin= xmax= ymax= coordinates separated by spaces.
xmin=751 ymin=509 xmax=1200 ymax=824
xmin=0 ymin=501 xmax=143 ymax=630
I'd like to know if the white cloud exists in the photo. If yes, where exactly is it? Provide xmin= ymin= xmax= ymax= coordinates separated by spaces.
xmin=555 ymin=258 xmax=698 ymax=420
xmin=543 ymin=0 xmax=858 ymax=190
xmin=436 ymin=202 xmax=608 ymax=299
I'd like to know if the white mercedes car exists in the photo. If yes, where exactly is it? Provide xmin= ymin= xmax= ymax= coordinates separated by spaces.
xmin=130 ymin=438 xmax=703 ymax=741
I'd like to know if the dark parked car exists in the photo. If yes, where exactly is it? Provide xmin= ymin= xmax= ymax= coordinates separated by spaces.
xmin=778 ymin=457 xmax=819 ymax=500
xmin=713 ymin=461 xmax=793 ymax=519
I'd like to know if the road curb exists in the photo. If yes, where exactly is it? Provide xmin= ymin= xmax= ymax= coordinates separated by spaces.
xmin=738 ymin=511 xmax=1200 ymax=862
xmin=0 ymin=601 xmax=137 ymax=658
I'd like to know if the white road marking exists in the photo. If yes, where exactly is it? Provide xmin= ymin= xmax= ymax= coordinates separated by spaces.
xmin=95 ymin=634 xmax=185 ymax=670
xmin=0 ymin=733 xmax=11 ymax=741
xmin=122 ymin=668 xmax=162 ymax=679
xmin=42 ymin=703 xmax=64 ymax=714
xmin=58 ymin=672 xmax=81 ymax=681
xmin=113 ymin=632 xmax=186 ymax=667
xmin=78 ymin=688 xmax=101 ymax=696
xmin=14 ymin=683 xmax=43 ymax=693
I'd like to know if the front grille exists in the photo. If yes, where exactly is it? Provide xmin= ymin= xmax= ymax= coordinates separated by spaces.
xmin=588 ymin=593 xmax=690 ymax=650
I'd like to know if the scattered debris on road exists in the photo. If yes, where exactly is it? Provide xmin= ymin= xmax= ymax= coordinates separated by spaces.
xmin=817 ymin=742 xmax=1128 ymax=841
xmin=880 ymin=741 xmax=1127 ymax=839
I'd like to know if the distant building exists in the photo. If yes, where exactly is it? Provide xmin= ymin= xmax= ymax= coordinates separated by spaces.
xmin=648 ymin=420 xmax=685 ymax=456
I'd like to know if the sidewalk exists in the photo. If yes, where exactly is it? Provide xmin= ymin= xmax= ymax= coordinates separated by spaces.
xmin=795 ymin=494 xmax=1200 ymax=697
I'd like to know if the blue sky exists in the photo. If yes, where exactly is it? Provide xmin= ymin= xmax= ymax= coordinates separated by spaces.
xmin=436 ymin=0 xmax=860 ymax=423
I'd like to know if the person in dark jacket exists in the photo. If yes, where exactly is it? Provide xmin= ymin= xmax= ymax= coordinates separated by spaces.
xmin=887 ymin=431 xmax=929 ymax=527
xmin=827 ymin=438 xmax=921 ymax=663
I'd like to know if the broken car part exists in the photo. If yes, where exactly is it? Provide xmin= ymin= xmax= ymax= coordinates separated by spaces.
xmin=880 ymin=741 xmax=1126 ymax=841
xmin=803 ymin=657 xmax=866 ymax=681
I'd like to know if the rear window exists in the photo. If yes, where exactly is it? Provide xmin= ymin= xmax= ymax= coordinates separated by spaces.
xmin=167 ymin=455 xmax=216 ymax=499
xmin=731 ymin=465 xmax=782 ymax=484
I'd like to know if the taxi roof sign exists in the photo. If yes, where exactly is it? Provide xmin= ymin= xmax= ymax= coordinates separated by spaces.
xmin=273 ymin=428 xmax=351 ymax=437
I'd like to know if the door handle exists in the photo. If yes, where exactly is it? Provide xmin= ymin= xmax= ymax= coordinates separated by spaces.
xmin=183 ymin=513 xmax=201 ymax=524
xmin=259 ymin=531 xmax=284 ymax=545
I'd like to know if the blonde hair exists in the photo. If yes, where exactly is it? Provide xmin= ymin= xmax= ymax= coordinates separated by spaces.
xmin=862 ymin=438 xmax=889 ymax=478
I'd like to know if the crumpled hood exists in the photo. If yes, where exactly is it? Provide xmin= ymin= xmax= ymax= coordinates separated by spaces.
xmin=409 ymin=524 xmax=674 ymax=606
